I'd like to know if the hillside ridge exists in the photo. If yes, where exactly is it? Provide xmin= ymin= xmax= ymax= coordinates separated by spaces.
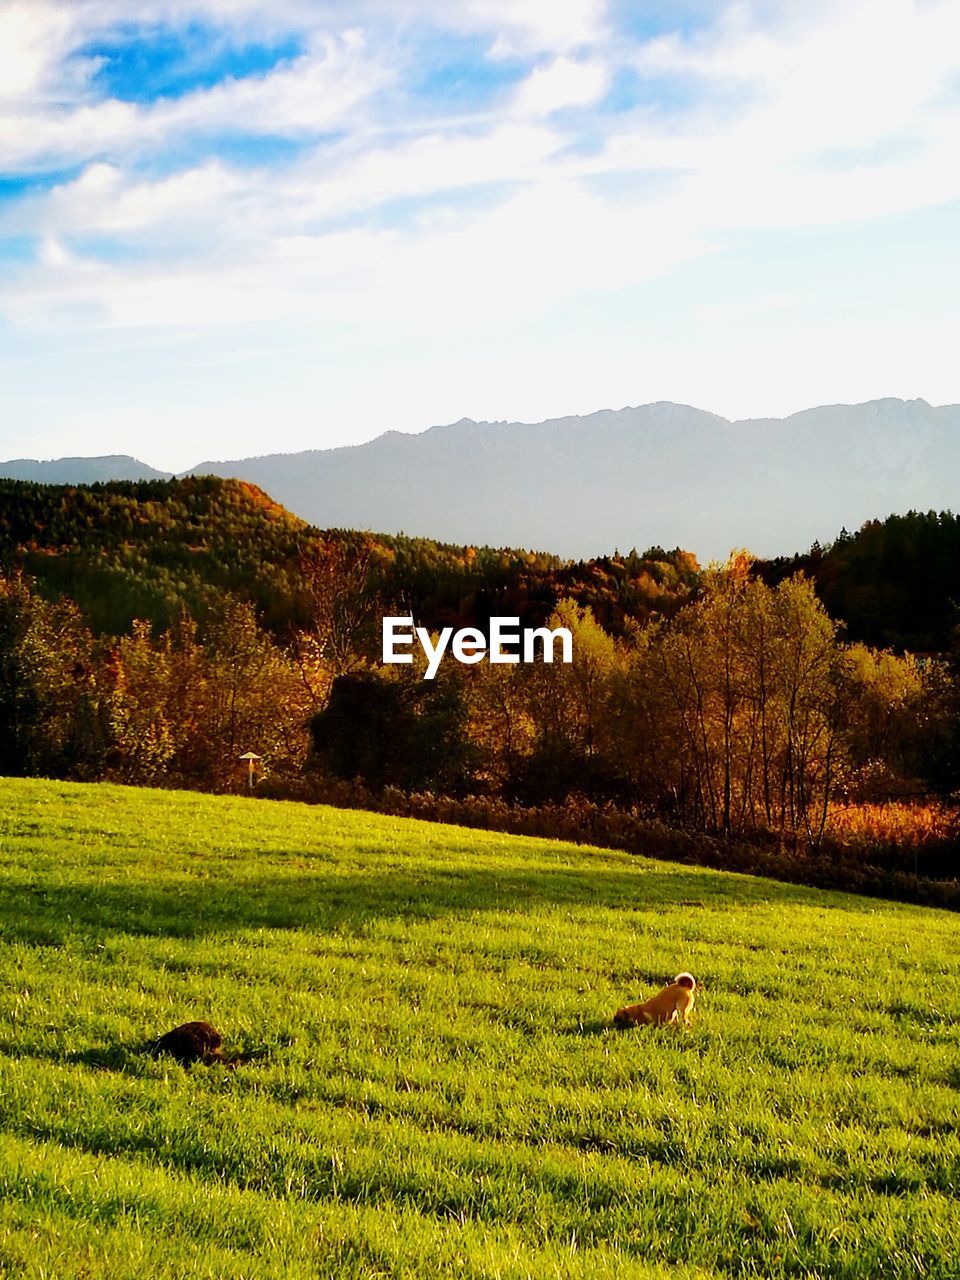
xmin=5 ymin=397 xmax=959 ymax=559
xmin=0 ymin=473 xmax=697 ymax=639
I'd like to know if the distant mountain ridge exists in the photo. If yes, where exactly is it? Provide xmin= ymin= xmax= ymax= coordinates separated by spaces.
xmin=5 ymin=398 xmax=960 ymax=559
xmin=0 ymin=455 xmax=169 ymax=484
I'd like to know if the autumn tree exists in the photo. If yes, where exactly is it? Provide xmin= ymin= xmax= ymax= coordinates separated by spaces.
xmin=204 ymin=596 xmax=312 ymax=786
xmin=293 ymin=537 xmax=384 ymax=699
xmin=106 ymin=613 xmax=212 ymax=785
xmin=466 ymin=661 xmax=536 ymax=792
xmin=0 ymin=570 xmax=109 ymax=778
xmin=309 ymin=667 xmax=476 ymax=794
xmin=620 ymin=567 xmax=846 ymax=844
xmin=836 ymin=644 xmax=926 ymax=799
xmin=509 ymin=600 xmax=626 ymax=803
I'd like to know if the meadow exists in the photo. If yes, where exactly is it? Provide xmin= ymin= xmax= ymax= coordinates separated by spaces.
xmin=0 ymin=778 xmax=957 ymax=1279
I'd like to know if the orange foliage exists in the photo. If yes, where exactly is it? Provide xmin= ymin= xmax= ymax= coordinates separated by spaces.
xmin=826 ymin=802 xmax=960 ymax=852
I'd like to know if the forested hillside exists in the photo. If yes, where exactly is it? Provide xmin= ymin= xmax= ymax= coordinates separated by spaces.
xmin=755 ymin=510 xmax=960 ymax=652
xmin=2 ymin=477 xmax=960 ymax=903
xmin=0 ymin=477 xmax=698 ymax=639
xmin=8 ymin=477 xmax=960 ymax=657
xmin=0 ymin=477 xmax=308 ymax=635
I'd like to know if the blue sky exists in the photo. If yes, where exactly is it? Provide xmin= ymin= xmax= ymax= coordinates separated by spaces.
xmin=1 ymin=0 xmax=959 ymax=470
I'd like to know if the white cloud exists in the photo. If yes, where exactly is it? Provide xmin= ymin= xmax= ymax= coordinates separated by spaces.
xmin=511 ymin=56 xmax=608 ymax=116
xmin=2 ymin=0 xmax=960 ymax=460
xmin=0 ymin=2 xmax=92 ymax=103
xmin=633 ymin=0 xmax=960 ymax=154
xmin=0 ymin=30 xmax=387 ymax=171
xmin=0 ymin=167 xmax=713 ymax=335
xmin=0 ymin=120 xmax=568 ymax=247
xmin=5 ymin=161 xmax=244 ymax=238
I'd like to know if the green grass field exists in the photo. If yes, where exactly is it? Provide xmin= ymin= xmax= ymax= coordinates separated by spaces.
xmin=0 ymin=778 xmax=958 ymax=1279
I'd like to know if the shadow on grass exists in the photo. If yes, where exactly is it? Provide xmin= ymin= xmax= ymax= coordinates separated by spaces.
xmin=887 ymin=1000 xmax=950 ymax=1027
xmin=70 ymin=1043 xmax=146 ymax=1071
xmin=0 ymin=858 xmax=845 ymax=948
xmin=561 ymin=1017 xmax=610 ymax=1037
xmin=0 ymin=1039 xmax=147 ymax=1072
xmin=0 ymin=1037 xmax=279 ymax=1072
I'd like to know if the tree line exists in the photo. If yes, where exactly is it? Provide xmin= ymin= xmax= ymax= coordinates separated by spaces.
xmin=0 ymin=476 xmax=698 ymax=641
xmin=755 ymin=509 xmax=960 ymax=652
xmin=310 ymin=561 xmax=948 ymax=849
xmin=4 ymin=478 xmax=960 ymax=864
xmin=3 ymin=551 xmax=953 ymax=853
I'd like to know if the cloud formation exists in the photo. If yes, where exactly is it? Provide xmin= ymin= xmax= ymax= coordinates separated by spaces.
xmin=3 ymin=3 xmax=957 ymax=317
xmin=1 ymin=0 xmax=959 ymax=467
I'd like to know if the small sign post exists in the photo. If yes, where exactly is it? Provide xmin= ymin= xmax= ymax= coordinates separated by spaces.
xmin=238 ymin=751 xmax=262 ymax=791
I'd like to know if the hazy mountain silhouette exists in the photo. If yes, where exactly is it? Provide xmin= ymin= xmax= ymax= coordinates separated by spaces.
xmin=186 ymin=398 xmax=960 ymax=559
xmin=0 ymin=455 xmax=168 ymax=484
xmin=5 ymin=399 xmax=960 ymax=559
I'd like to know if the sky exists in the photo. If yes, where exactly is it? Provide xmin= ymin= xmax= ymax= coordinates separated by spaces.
xmin=1 ymin=0 xmax=959 ymax=472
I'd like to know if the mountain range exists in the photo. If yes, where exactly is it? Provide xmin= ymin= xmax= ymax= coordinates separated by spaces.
xmin=4 ymin=398 xmax=959 ymax=560
xmin=0 ymin=454 xmax=170 ymax=484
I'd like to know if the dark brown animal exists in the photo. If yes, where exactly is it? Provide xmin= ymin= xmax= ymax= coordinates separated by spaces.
xmin=150 ymin=1021 xmax=224 ymax=1065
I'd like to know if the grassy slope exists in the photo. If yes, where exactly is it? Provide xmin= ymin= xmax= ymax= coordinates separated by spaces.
xmin=0 ymin=779 xmax=957 ymax=1280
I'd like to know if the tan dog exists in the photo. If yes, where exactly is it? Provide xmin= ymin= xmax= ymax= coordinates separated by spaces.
xmin=613 ymin=972 xmax=697 ymax=1027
